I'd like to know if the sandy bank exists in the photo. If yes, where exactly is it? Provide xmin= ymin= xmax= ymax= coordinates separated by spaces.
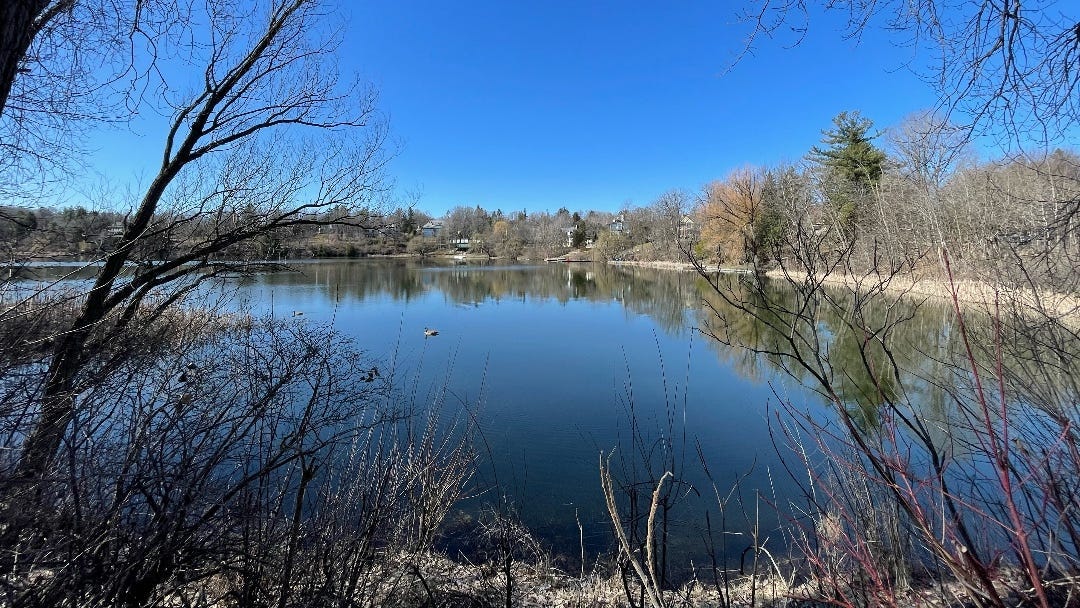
xmin=607 ymin=259 xmax=750 ymax=273
xmin=766 ymin=268 xmax=1079 ymax=324
xmin=604 ymin=258 xmax=1077 ymax=324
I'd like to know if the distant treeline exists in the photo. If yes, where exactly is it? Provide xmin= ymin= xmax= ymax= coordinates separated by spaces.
xmin=4 ymin=111 xmax=1078 ymax=288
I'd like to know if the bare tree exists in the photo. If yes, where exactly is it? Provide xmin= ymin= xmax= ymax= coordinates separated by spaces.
xmin=698 ymin=168 xmax=766 ymax=268
xmin=877 ymin=111 xmax=974 ymax=252
xmin=0 ymin=1 xmax=78 ymax=117
xmin=7 ymin=0 xmax=388 ymax=487
xmin=732 ymin=0 xmax=1079 ymax=152
xmin=648 ymin=189 xmax=691 ymax=261
xmin=0 ymin=1 xmax=186 ymax=201
xmin=689 ymin=153 xmax=1080 ymax=607
xmin=444 ymin=205 xmax=492 ymax=241
xmin=521 ymin=211 xmax=567 ymax=259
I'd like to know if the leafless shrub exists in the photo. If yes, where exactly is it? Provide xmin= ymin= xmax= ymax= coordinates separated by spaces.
xmin=0 ymin=308 xmax=475 ymax=608
xmin=690 ymin=147 xmax=1080 ymax=606
xmin=595 ymin=340 xmax=798 ymax=608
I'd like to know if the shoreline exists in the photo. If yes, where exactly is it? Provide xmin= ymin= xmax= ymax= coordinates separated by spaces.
xmin=601 ymin=258 xmax=1078 ymax=324
xmin=8 ymin=254 xmax=1075 ymax=323
xmin=607 ymin=259 xmax=751 ymax=273
xmin=766 ymin=267 xmax=1079 ymax=324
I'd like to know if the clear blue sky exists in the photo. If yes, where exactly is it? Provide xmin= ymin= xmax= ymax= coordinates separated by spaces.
xmin=345 ymin=1 xmax=938 ymax=216
xmin=77 ymin=2 xmax=939 ymax=216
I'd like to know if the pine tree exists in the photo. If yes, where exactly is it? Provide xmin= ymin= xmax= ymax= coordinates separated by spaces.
xmin=811 ymin=111 xmax=887 ymax=185
xmin=810 ymin=111 xmax=887 ymax=235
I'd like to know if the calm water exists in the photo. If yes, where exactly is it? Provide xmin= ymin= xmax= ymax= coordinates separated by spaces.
xmin=11 ymin=257 xmax=1071 ymax=578
xmin=228 ymin=259 xmax=820 ymax=569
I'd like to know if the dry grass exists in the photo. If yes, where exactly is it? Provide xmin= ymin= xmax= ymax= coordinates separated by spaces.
xmin=311 ymin=551 xmax=800 ymax=608
xmin=609 ymin=260 xmax=697 ymax=271
xmin=0 ymin=289 xmax=253 ymax=364
xmin=766 ymin=267 xmax=1080 ymax=325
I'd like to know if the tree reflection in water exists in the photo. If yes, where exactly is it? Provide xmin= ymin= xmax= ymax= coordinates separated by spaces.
xmin=230 ymin=259 xmax=1078 ymax=583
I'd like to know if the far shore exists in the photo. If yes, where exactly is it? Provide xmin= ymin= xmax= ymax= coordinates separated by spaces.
xmin=765 ymin=268 xmax=1079 ymax=323
xmin=606 ymin=259 xmax=754 ymax=273
xmin=7 ymin=253 xmax=1075 ymax=323
xmin=596 ymin=258 xmax=1078 ymax=325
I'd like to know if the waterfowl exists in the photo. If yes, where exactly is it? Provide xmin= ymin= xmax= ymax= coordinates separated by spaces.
xmin=424 ymin=328 xmax=439 ymax=337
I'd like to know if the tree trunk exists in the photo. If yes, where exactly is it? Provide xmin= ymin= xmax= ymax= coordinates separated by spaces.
xmin=0 ymin=1 xmax=65 ymax=117
xmin=13 ymin=306 xmax=101 ymax=482
xmin=14 ymin=165 xmax=177 ymax=481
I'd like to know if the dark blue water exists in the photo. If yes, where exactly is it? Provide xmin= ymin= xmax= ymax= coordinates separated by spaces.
xmin=12 ymin=258 xmax=1068 ymax=580
xmin=226 ymin=259 xmax=815 ymax=571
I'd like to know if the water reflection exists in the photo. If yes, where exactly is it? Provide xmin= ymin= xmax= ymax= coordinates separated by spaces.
xmin=25 ymin=258 xmax=1070 ymax=576
xmin=241 ymin=260 xmax=796 ymax=572
xmin=243 ymin=260 xmax=1052 ymax=571
xmin=256 ymin=260 xmax=699 ymax=336
xmin=694 ymin=274 xmax=975 ymax=419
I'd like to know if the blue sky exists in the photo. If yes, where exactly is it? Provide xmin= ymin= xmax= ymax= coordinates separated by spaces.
xmin=345 ymin=1 xmax=938 ymax=216
xmin=77 ymin=2 xmax=940 ymax=216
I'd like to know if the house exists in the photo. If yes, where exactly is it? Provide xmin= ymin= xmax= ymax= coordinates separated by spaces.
xmin=565 ymin=226 xmax=594 ymax=248
xmin=420 ymin=220 xmax=445 ymax=238
xmin=678 ymin=215 xmax=698 ymax=241
xmin=608 ymin=215 xmax=626 ymax=234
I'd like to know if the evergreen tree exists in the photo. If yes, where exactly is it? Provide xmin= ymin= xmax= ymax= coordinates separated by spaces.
xmin=571 ymin=221 xmax=588 ymax=248
xmin=401 ymin=208 xmax=418 ymax=236
xmin=810 ymin=111 xmax=886 ymax=234
xmin=755 ymin=170 xmax=791 ymax=261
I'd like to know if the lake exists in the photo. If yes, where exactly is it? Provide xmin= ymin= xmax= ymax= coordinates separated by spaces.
xmin=8 ymin=256 xmax=1074 ymax=586
xmin=226 ymin=258 xmax=824 ymax=573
